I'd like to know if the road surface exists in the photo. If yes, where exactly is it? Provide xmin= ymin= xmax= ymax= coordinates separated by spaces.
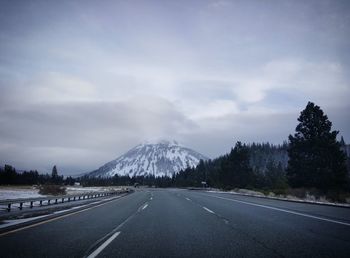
xmin=0 ymin=188 xmax=349 ymax=257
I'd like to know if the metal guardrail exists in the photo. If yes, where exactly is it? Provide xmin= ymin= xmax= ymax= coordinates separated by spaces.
xmin=0 ymin=189 xmax=131 ymax=212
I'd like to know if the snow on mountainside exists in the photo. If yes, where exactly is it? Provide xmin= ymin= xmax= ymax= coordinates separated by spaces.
xmin=88 ymin=140 xmax=208 ymax=178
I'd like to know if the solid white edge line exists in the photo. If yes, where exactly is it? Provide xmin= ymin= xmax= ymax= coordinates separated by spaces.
xmin=0 ymin=195 xmax=124 ymax=237
xmin=203 ymin=206 xmax=215 ymax=214
xmin=204 ymin=194 xmax=350 ymax=227
xmin=87 ymin=231 xmax=120 ymax=258
xmin=142 ymin=204 xmax=148 ymax=210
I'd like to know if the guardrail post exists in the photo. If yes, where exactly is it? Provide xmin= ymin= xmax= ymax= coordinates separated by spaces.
xmin=48 ymin=200 xmax=51 ymax=205
xmin=30 ymin=201 xmax=34 ymax=208
xmin=7 ymin=203 xmax=11 ymax=212
xmin=73 ymin=197 xmax=76 ymax=201
xmin=19 ymin=202 xmax=23 ymax=210
xmin=68 ymin=197 xmax=70 ymax=202
xmin=40 ymin=200 xmax=43 ymax=206
xmin=62 ymin=198 xmax=64 ymax=203
xmin=55 ymin=199 xmax=58 ymax=204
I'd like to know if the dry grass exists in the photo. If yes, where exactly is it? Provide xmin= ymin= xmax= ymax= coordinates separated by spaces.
xmin=39 ymin=185 xmax=66 ymax=196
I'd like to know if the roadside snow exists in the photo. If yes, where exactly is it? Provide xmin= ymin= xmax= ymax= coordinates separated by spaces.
xmin=65 ymin=186 xmax=123 ymax=195
xmin=0 ymin=195 xmax=122 ymax=229
xmin=0 ymin=186 xmax=124 ymax=201
xmin=0 ymin=215 xmax=49 ymax=229
xmin=0 ymin=187 xmax=43 ymax=200
xmin=207 ymin=189 xmax=350 ymax=207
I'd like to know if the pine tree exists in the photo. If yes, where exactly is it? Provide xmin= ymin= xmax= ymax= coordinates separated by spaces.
xmin=220 ymin=141 xmax=254 ymax=189
xmin=265 ymin=160 xmax=287 ymax=189
xmin=340 ymin=136 xmax=346 ymax=146
xmin=51 ymin=165 xmax=58 ymax=183
xmin=287 ymin=102 xmax=347 ymax=190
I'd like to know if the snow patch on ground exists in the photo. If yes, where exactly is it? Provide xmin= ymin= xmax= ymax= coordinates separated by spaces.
xmin=0 ymin=186 xmax=123 ymax=200
xmin=65 ymin=186 xmax=122 ymax=195
xmin=0 ymin=195 xmax=122 ymax=229
xmin=0 ymin=215 xmax=49 ymax=229
xmin=0 ymin=187 xmax=43 ymax=200
xmin=207 ymin=189 xmax=350 ymax=207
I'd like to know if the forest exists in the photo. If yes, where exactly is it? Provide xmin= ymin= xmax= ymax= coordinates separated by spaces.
xmin=1 ymin=102 xmax=349 ymax=198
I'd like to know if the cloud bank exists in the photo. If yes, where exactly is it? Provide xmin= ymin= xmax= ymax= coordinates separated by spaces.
xmin=0 ymin=0 xmax=349 ymax=174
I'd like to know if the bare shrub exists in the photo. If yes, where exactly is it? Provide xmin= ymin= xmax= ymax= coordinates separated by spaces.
xmin=39 ymin=184 xmax=66 ymax=196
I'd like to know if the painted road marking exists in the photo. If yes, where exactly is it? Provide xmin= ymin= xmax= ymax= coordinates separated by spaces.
xmin=185 ymin=198 xmax=191 ymax=201
xmin=0 ymin=195 xmax=124 ymax=237
xmin=85 ymin=200 xmax=148 ymax=257
xmin=142 ymin=204 xmax=149 ymax=210
xmin=87 ymin=231 xmax=120 ymax=258
xmin=204 ymin=194 xmax=350 ymax=227
xmin=203 ymin=206 xmax=215 ymax=214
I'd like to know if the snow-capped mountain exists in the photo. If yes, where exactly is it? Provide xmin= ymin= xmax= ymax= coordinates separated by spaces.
xmin=88 ymin=140 xmax=208 ymax=178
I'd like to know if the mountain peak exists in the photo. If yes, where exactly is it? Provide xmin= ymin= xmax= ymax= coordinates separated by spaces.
xmin=88 ymin=140 xmax=208 ymax=178
xmin=140 ymin=139 xmax=180 ymax=146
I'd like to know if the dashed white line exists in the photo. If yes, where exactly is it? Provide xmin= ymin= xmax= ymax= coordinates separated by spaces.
xmin=203 ymin=194 xmax=350 ymax=227
xmin=142 ymin=204 xmax=148 ymax=210
xmin=185 ymin=198 xmax=191 ymax=201
xmin=87 ymin=231 xmax=120 ymax=258
xmin=203 ymin=206 xmax=215 ymax=214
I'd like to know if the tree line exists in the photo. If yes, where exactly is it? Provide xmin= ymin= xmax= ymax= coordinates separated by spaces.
xmin=174 ymin=102 xmax=349 ymax=193
xmin=0 ymin=164 xmax=76 ymax=186
xmin=1 ymin=102 xmax=349 ymax=195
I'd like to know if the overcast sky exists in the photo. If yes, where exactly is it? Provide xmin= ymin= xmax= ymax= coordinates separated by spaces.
xmin=1 ymin=0 xmax=350 ymax=175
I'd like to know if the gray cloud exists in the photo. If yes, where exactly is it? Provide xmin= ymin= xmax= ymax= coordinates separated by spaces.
xmin=0 ymin=97 xmax=196 ymax=174
xmin=0 ymin=0 xmax=349 ymax=174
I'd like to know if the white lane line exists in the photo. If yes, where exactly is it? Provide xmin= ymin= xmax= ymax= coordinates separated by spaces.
xmin=203 ymin=194 xmax=350 ymax=227
xmin=142 ymin=204 xmax=148 ymax=210
xmin=85 ymin=199 xmax=147 ymax=257
xmin=87 ymin=231 xmax=120 ymax=258
xmin=0 ymin=195 xmax=124 ymax=237
xmin=185 ymin=197 xmax=191 ymax=201
xmin=203 ymin=206 xmax=215 ymax=214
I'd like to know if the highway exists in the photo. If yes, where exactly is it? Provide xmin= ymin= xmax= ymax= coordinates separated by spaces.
xmin=0 ymin=188 xmax=350 ymax=258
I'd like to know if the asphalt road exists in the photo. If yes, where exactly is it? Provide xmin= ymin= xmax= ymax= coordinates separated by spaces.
xmin=0 ymin=188 xmax=349 ymax=258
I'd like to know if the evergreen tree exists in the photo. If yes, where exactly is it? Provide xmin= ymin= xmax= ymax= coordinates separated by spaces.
xmin=51 ymin=165 xmax=60 ymax=184
xmin=52 ymin=165 xmax=58 ymax=178
xmin=265 ymin=160 xmax=287 ymax=189
xmin=287 ymin=102 xmax=347 ymax=190
xmin=340 ymin=136 xmax=346 ymax=146
xmin=220 ymin=141 xmax=254 ymax=189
